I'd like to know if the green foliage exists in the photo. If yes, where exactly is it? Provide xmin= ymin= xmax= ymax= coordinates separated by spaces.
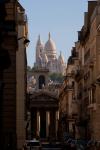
xmin=27 ymin=66 xmax=33 ymax=78
xmin=49 ymin=73 xmax=64 ymax=83
xmin=27 ymin=66 xmax=34 ymax=73
xmin=27 ymin=66 xmax=31 ymax=71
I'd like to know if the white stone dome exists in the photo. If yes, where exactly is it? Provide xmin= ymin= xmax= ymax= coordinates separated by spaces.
xmin=44 ymin=33 xmax=57 ymax=57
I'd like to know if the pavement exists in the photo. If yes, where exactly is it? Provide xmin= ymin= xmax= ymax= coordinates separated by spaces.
xmin=41 ymin=142 xmax=63 ymax=150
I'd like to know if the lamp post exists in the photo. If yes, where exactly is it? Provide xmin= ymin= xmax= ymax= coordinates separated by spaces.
xmin=18 ymin=36 xmax=30 ymax=47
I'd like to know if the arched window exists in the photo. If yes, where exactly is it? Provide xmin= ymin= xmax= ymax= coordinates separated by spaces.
xmin=39 ymin=75 xmax=45 ymax=89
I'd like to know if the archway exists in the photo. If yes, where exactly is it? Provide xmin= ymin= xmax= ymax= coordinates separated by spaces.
xmin=39 ymin=75 xmax=45 ymax=89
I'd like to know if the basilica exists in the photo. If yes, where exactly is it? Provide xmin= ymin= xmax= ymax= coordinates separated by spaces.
xmin=34 ymin=33 xmax=66 ymax=75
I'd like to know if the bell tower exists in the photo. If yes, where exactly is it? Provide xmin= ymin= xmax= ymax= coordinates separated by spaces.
xmin=35 ymin=35 xmax=44 ymax=67
xmin=33 ymin=67 xmax=49 ymax=90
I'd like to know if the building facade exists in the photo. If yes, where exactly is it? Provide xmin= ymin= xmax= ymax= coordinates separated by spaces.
xmin=59 ymin=1 xmax=100 ymax=149
xmin=0 ymin=1 xmax=29 ymax=150
xmin=16 ymin=2 xmax=29 ymax=150
xmin=76 ymin=0 xmax=100 ymax=144
xmin=0 ymin=1 xmax=18 ymax=149
xmin=59 ymin=47 xmax=78 ymax=140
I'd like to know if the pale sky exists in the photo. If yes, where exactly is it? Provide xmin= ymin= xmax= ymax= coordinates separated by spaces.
xmin=19 ymin=0 xmax=87 ymax=67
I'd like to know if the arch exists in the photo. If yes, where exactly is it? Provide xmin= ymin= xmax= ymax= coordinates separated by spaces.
xmin=38 ymin=75 xmax=45 ymax=89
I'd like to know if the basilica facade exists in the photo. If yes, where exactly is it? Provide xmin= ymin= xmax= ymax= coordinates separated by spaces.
xmin=34 ymin=33 xmax=66 ymax=75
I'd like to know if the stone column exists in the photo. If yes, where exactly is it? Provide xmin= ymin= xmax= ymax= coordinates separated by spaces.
xmin=31 ymin=110 xmax=37 ymax=138
xmin=46 ymin=111 xmax=50 ymax=138
xmin=37 ymin=111 xmax=40 ymax=137
xmin=40 ymin=110 xmax=46 ymax=138
xmin=50 ymin=110 xmax=56 ymax=139
xmin=56 ymin=111 xmax=59 ymax=139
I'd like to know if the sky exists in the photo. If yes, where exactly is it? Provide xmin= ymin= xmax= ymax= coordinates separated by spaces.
xmin=19 ymin=0 xmax=87 ymax=67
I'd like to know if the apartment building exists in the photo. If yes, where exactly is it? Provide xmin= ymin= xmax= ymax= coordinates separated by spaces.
xmin=59 ymin=1 xmax=100 ymax=149
xmin=0 ymin=1 xmax=29 ymax=150
xmin=59 ymin=47 xmax=78 ymax=139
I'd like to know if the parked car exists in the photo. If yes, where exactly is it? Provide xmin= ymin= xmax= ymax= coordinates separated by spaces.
xmin=26 ymin=139 xmax=41 ymax=150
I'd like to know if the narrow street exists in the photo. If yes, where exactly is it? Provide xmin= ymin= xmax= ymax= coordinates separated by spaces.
xmin=1 ymin=1 xmax=100 ymax=150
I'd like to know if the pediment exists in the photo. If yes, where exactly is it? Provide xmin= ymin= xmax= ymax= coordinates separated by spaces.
xmin=30 ymin=91 xmax=58 ymax=101
xmin=29 ymin=90 xmax=58 ymax=108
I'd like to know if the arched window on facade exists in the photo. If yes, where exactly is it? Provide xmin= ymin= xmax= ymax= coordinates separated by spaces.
xmin=39 ymin=75 xmax=45 ymax=89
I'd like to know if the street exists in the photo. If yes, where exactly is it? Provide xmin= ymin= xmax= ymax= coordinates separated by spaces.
xmin=41 ymin=142 xmax=63 ymax=150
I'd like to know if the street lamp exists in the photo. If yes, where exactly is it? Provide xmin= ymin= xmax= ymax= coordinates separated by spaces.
xmin=18 ymin=36 xmax=30 ymax=47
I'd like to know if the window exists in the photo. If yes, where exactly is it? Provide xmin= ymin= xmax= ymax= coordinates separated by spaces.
xmin=84 ymin=49 xmax=90 ymax=62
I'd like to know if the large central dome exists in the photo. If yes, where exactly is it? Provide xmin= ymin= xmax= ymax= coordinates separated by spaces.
xmin=44 ymin=33 xmax=57 ymax=60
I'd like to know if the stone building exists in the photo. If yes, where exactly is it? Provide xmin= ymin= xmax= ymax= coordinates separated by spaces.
xmin=59 ymin=47 xmax=78 ymax=140
xmin=16 ymin=2 xmax=29 ymax=150
xmin=0 ymin=1 xmax=18 ymax=149
xmin=59 ymin=1 xmax=100 ymax=149
xmin=75 ymin=0 xmax=100 ymax=143
xmin=0 ymin=1 xmax=29 ymax=150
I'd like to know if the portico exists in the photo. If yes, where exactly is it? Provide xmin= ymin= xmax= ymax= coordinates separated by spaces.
xmin=29 ymin=91 xmax=59 ymax=140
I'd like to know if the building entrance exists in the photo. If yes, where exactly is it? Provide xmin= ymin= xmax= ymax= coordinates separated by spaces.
xmin=29 ymin=92 xmax=59 ymax=140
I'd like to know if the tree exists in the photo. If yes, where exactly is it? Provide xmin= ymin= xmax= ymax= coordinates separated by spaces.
xmin=27 ymin=66 xmax=31 ymax=72
xmin=49 ymin=73 xmax=64 ymax=83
